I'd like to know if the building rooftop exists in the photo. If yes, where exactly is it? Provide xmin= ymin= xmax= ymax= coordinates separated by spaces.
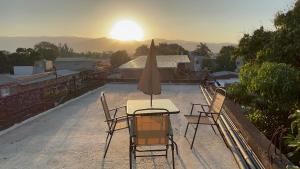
xmin=119 ymin=55 xmax=190 ymax=69
xmin=0 ymin=70 xmax=79 ymax=86
xmin=55 ymin=57 xmax=99 ymax=62
xmin=55 ymin=58 xmax=98 ymax=71
xmin=0 ymin=74 xmax=18 ymax=86
xmin=0 ymin=83 xmax=238 ymax=169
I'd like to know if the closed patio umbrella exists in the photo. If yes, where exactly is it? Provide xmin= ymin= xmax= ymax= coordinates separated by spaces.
xmin=138 ymin=39 xmax=161 ymax=107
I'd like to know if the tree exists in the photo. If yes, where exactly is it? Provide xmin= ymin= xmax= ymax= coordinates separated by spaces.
xmin=0 ymin=51 xmax=10 ymax=73
xmin=58 ymin=43 xmax=74 ymax=57
xmin=134 ymin=45 xmax=149 ymax=56
xmin=228 ymin=62 xmax=300 ymax=136
xmin=192 ymin=42 xmax=212 ymax=57
xmin=134 ymin=43 xmax=188 ymax=56
xmin=110 ymin=50 xmax=130 ymax=67
xmin=8 ymin=48 xmax=41 ymax=67
xmin=267 ymin=1 xmax=300 ymax=67
xmin=216 ymin=46 xmax=236 ymax=71
xmin=235 ymin=26 xmax=273 ymax=63
xmin=284 ymin=110 xmax=300 ymax=164
xmin=34 ymin=41 xmax=59 ymax=61
xmin=157 ymin=43 xmax=188 ymax=55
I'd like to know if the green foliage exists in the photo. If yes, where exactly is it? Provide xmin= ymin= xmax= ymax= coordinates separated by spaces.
xmin=110 ymin=50 xmax=130 ymax=67
xmin=227 ymin=83 xmax=253 ymax=106
xmin=251 ymin=63 xmax=300 ymax=111
xmin=235 ymin=1 xmax=300 ymax=67
xmin=216 ymin=46 xmax=236 ymax=71
xmin=228 ymin=62 xmax=300 ymax=136
xmin=0 ymin=48 xmax=42 ymax=73
xmin=34 ymin=41 xmax=59 ymax=61
xmin=247 ymin=109 xmax=280 ymax=135
xmin=228 ymin=0 xmax=300 ymax=164
xmin=134 ymin=43 xmax=188 ymax=56
xmin=134 ymin=45 xmax=149 ymax=56
xmin=235 ymin=26 xmax=273 ymax=63
xmin=284 ymin=110 xmax=300 ymax=164
xmin=157 ymin=43 xmax=188 ymax=55
xmin=0 ymin=51 xmax=10 ymax=73
xmin=192 ymin=42 xmax=212 ymax=57
xmin=58 ymin=43 xmax=74 ymax=57
xmin=202 ymin=58 xmax=216 ymax=71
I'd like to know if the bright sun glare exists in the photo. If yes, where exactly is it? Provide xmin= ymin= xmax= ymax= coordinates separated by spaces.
xmin=109 ymin=20 xmax=144 ymax=41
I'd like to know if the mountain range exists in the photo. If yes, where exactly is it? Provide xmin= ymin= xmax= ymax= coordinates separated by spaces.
xmin=0 ymin=36 xmax=235 ymax=54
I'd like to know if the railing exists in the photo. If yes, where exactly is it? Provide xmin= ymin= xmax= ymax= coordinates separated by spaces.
xmin=202 ymin=85 xmax=293 ymax=169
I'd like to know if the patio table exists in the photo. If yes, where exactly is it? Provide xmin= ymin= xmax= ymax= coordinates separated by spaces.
xmin=126 ymin=99 xmax=180 ymax=116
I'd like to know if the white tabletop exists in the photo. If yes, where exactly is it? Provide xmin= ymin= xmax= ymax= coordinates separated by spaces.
xmin=126 ymin=99 xmax=180 ymax=116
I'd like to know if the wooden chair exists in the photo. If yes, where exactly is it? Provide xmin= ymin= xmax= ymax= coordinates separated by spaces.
xmin=128 ymin=108 xmax=178 ymax=169
xmin=100 ymin=92 xmax=128 ymax=158
xmin=184 ymin=88 xmax=226 ymax=149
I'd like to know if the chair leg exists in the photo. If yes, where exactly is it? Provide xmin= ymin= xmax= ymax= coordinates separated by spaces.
xmin=171 ymin=143 xmax=175 ymax=169
xmin=185 ymin=104 xmax=195 ymax=137
xmin=174 ymin=141 xmax=179 ymax=155
xmin=170 ymin=137 xmax=179 ymax=155
xmin=210 ymin=124 xmax=217 ymax=134
xmin=103 ymin=131 xmax=113 ymax=158
xmin=184 ymin=123 xmax=190 ymax=137
xmin=129 ymin=140 xmax=132 ymax=169
xmin=166 ymin=145 xmax=169 ymax=158
xmin=190 ymin=123 xmax=200 ymax=149
xmin=134 ymin=145 xmax=136 ymax=159
xmin=216 ymin=124 xmax=229 ymax=148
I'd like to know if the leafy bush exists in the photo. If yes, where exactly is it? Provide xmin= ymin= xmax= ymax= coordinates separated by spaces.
xmin=284 ymin=110 xmax=300 ymax=164
xmin=228 ymin=62 xmax=300 ymax=137
xmin=110 ymin=50 xmax=130 ymax=67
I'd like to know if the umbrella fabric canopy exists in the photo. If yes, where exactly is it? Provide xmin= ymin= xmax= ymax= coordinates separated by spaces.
xmin=138 ymin=40 xmax=161 ymax=106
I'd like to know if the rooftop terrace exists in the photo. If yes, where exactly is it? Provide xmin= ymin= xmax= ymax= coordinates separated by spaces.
xmin=0 ymin=83 xmax=238 ymax=169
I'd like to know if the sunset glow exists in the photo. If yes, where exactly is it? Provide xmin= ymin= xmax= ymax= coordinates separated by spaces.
xmin=109 ymin=20 xmax=144 ymax=41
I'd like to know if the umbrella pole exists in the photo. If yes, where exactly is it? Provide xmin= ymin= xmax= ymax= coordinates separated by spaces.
xmin=150 ymin=94 xmax=153 ymax=107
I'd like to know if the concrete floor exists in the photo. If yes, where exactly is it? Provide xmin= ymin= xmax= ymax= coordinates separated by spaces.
xmin=0 ymin=83 xmax=239 ymax=169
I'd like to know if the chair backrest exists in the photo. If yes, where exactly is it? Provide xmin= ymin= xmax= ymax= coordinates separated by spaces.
xmin=134 ymin=115 xmax=170 ymax=146
xmin=132 ymin=108 xmax=170 ymax=146
xmin=209 ymin=88 xmax=226 ymax=121
xmin=100 ymin=92 xmax=111 ymax=123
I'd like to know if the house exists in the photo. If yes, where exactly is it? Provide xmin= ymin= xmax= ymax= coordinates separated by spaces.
xmin=118 ymin=55 xmax=190 ymax=80
xmin=188 ymin=53 xmax=203 ymax=72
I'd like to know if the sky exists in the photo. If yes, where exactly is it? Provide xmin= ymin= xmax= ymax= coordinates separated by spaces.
xmin=0 ymin=0 xmax=295 ymax=43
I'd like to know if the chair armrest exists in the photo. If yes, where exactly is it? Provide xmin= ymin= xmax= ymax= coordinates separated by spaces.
xmin=190 ymin=103 xmax=202 ymax=106
xmin=115 ymin=115 xmax=128 ymax=120
xmin=109 ymin=105 xmax=127 ymax=118
xmin=197 ymin=111 xmax=219 ymax=117
xmin=190 ymin=103 xmax=209 ymax=114
xmin=109 ymin=106 xmax=126 ymax=111
xmin=104 ymin=115 xmax=128 ymax=122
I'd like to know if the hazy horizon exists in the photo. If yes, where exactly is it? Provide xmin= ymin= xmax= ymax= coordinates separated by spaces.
xmin=0 ymin=0 xmax=295 ymax=43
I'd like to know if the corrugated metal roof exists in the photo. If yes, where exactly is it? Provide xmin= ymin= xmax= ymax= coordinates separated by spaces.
xmin=18 ymin=70 xmax=79 ymax=85
xmin=119 ymin=55 xmax=190 ymax=69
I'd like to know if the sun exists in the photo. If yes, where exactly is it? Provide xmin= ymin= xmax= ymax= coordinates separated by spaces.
xmin=109 ymin=20 xmax=144 ymax=41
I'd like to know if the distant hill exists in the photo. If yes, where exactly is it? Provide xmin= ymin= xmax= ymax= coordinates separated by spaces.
xmin=0 ymin=36 xmax=236 ymax=53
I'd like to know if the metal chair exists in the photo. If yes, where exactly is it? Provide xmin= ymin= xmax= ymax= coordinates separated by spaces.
xmin=128 ymin=108 xmax=178 ymax=169
xmin=184 ymin=88 xmax=226 ymax=149
xmin=100 ymin=92 xmax=128 ymax=158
